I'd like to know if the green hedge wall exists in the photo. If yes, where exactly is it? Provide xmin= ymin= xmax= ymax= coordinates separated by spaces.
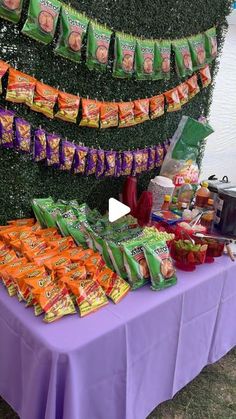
xmin=0 ymin=0 xmax=232 ymax=223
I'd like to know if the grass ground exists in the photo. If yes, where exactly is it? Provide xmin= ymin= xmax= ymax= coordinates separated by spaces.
xmin=1 ymin=347 xmax=236 ymax=419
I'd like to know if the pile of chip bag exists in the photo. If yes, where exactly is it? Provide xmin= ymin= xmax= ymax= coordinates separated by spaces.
xmin=0 ymin=217 xmax=130 ymax=323
xmin=32 ymin=197 xmax=177 ymax=293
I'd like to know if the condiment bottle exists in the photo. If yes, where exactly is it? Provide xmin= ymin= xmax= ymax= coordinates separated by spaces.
xmin=177 ymin=179 xmax=193 ymax=209
xmin=161 ymin=194 xmax=171 ymax=211
xmin=195 ymin=182 xmax=210 ymax=208
xmin=170 ymin=196 xmax=178 ymax=211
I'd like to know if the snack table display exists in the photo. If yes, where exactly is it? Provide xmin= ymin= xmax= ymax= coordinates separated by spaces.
xmin=1 ymin=256 xmax=236 ymax=419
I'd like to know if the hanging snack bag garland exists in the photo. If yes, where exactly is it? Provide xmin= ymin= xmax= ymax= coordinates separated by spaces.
xmin=0 ymin=0 xmax=23 ymax=23
xmin=159 ymin=40 xmax=171 ymax=79
xmin=79 ymin=98 xmax=100 ymax=128
xmin=55 ymin=5 xmax=89 ymax=63
xmin=55 ymin=91 xmax=80 ymax=123
xmin=113 ymin=32 xmax=136 ymax=78
xmin=100 ymin=102 xmax=118 ymax=129
xmin=86 ymin=20 xmax=112 ymax=72
xmin=205 ymin=26 xmax=217 ymax=62
xmin=172 ymin=38 xmax=193 ymax=78
xmin=135 ymin=38 xmax=160 ymax=80
xmin=0 ymin=60 xmax=9 ymax=94
xmin=6 ymin=68 xmax=36 ymax=106
xmin=22 ymin=0 xmax=61 ymax=44
xmin=31 ymin=81 xmax=58 ymax=118
xmin=188 ymin=33 xmax=206 ymax=71
xmin=15 ymin=117 xmax=31 ymax=152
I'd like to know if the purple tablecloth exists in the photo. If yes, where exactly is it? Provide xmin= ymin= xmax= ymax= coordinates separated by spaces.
xmin=0 ymin=255 xmax=236 ymax=419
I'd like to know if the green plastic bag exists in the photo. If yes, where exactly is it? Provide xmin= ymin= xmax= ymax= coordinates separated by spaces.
xmin=86 ymin=20 xmax=112 ymax=72
xmin=205 ymin=27 xmax=217 ymax=63
xmin=188 ymin=33 xmax=206 ymax=71
xmin=144 ymin=240 xmax=177 ymax=291
xmin=135 ymin=38 xmax=161 ymax=80
xmin=106 ymin=240 xmax=127 ymax=279
xmin=31 ymin=197 xmax=54 ymax=227
xmin=172 ymin=38 xmax=193 ymax=78
xmin=0 ymin=0 xmax=23 ymax=23
xmin=22 ymin=0 xmax=61 ymax=45
xmin=123 ymin=238 xmax=150 ymax=289
xmin=55 ymin=5 xmax=89 ymax=63
xmin=68 ymin=222 xmax=87 ymax=248
xmin=113 ymin=32 xmax=136 ymax=78
xmin=158 ymin=40 xmax=171 ymax=79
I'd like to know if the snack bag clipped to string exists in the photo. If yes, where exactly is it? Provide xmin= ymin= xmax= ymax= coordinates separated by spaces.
xmin=118 ymin=102 xmax=136 ymax=128
xmin=135 ymin=38 xmax=159 ymax=80
xmin=0 ymin=0 xmax=23 ymax=23
xmin=132 ymin=150 xmax=144 ymax=176
xmin=86 ymin=148 xmax=97 ymax=175
xmin=104 ymin=150 xmax=116 ymax=177
xmin=188 ymin=33 xmax=206 ymax=71
xmin=121 ymin=150 xmax=133 ymax=176
xmin=15 ymin=118 xmax=31 ymax=153
xmin=60 ymin=141 xmax=76 ymax=171
xmin=158 ymin=40 xmax=171 ymax=79
xmin=55 ymin=5 xmax=89 ymax=63
xmin=205 ymin=27 xmax=217 ymax=63
xmin=172 ymin=38 xmax=193 ymax=78
xmin=34 ymin=128 xmax=47 ymax=161
xmin=55 ymin=91 xmax=80 ymax=123
xmin=150 ymin=94 xmax=164 ymax=120
xmin=46 ymin=133 xmax=60 ymax=167
xmin=6 ymin=69 xmax=36 ymax=106
xmin=31 ymin=81 xmax=58 ymax=119
xmin=96 ymin=149 xmax=105 ymax=178
xmin=0 ymin=60 xmax=9 ymax=94
xmin=0 ymin=108 xmax=14 ymax=148
xmin=113 ymin=32 xmax=136 ymax=78
xmin=147 ymin=147 xmax=156 ymax=171
xmin=73 ymin=145 xmax=88 ymax=175
xmin=177 ymin=82 xmax=189 ymax=106
xmin=115 ymin=152 xmax=122 ymax=177
xmin=164 ymin=88 xmax=181 ymax=112
xmin=199 ymin=65 xmax=212 ymax=88
xmin=133 ymin=99 xmax=149 ymax=124
xmin=86 ymin=21 xmax=112 ymax=72
xmin=123 ymin=238 xmax=150 ymax=289
xmin=144 ymin=240 xmax=177 ymax=291
xmin=22 ymin=0 xmax=61 ymax=45
xmin=186 ymin=74 xmax=200 ymax=99
xmin=79 ymin=98 xmax=100 ymax=128
xmin=95 ymin=265 xmax=130 ymax=303
xmin=100 ymin=102 xmax=118 ymax=129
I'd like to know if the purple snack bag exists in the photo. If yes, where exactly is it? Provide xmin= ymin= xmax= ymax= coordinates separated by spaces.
xmin=0 ymin=108 xmax=15 ymax=149
xmin=147 ymin=146 xmax=156 ymax=170
xmin=15 ymin=118 xmax=31 ymax=153
xmin=141 ymin=148 xmax=149 ymax=172
xmin=34 ymin=128 xmax=46 ymax=161
xmin=132 ymin=149 xmax=143 ymax=176
xmin=155 ymin=144 xmax=164 ymax=167
xmin=121 ymin=150 xmax=133 ymax=176
xmin=96 ymin=149 xmax=105 ymax=178
xmin=73 ymin=145 xmax=88 ymax=174
xmin=86 ymin=148 xmax=97 ymax=176
xmin=60 ymin=140 xmax=76 ymax=171
xmin=115 ymin=152 xmax=122 ymax=177
xmin=46 ymin=133 xmax=61 ymax=167
xmin=104 ymin=150 xmax=116 ymax=177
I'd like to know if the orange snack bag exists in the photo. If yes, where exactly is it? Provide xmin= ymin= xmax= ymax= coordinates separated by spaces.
xmin=0 ymin=250 xmax=17 ymax=266
xmin=31 ymin=81 xmax=58 ymax=119
xmin=100 ymin=102 xmax=119 ymax=129
xmin=55 ymin=91 xmax=80 ymax=123
xmin=177 ymin=82 xmax=189 ymax=106
xmin=0 ymin=60 xmax=9 ymax=94
xmin=0 ymin=258 xmax=27 ymax=296
xmin=150 ymin=94 xmax=165 ymax=120
xmin=186 ymin=74 xmax=200 ymax=99
xmin=60 ymin=265 xmax=87 ymax=289
xmin=7 ymin=218 xmax=35 ymax=226
xmin=133 ymin=98 xmax=150 ymax=124
xmin=84 ymin=253 xmax=103 ymax=278
xmin=118 ymin=101 xmax=136 ymax=128
xmin=199 ymin=64 xmax=212 ymax=88
xmin=164 ymin=88 xmax=181 ymax=112
xmin=79 ymin=98 xmax=101 ymax=128
xmin=69 ymin=277 xmax=108 ymax=317
xmin=35 ymin=227 xmax=59 ymax=238
xmin=75 ymin=248 xmax=96 ymax=263
xmin=95 ymin=266 xmax=130 ymax=304
xmin=44 ymin=254 xmax=71 ymax=272
xmin=6 ymin=69 xmax=36 ymax=106
xmin=48 ymin=236 xmax=76 ymax=252
xmin=56 ymin=262 xmax=83 ymax=278
xmin=32 ymin=249 xmax=59 ymax=266
xmin=64 ymin=247 xmax=85 ymax=262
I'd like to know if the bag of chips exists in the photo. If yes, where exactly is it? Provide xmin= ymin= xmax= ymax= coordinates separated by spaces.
xmin=34 ymin=128 xmax=47 ymax=161
xmin=6 ymin=68 xmax=36 ymax=106
xmin=73 ymin=145 xmax=88 ymax=174
xmin=46 ymin=133 xmax=60 ymax=167
xmin=159 ymin=40 xmax=171 ymax=79
xmin=205 ymin=27 xmax=217 ymax=63
xmin=149 ymin=94 xmax=164 ymax=120
xmin=135 ymin=38 xmax=160 ymax=80
xmin=199 ymin=64 xmax=212 ymax=88
xmin=0 ymin=108 xmax=14 ymax=148
xmin=115 ymin=152 xmax=122 ymax=177
xmin=0 ymin=60 xmax=9 ymax=94
xmin=104 ymin=150 xmax=116 ymax=177
xmin=147 ymin=147 xmax=156 ymax=171
xmin=113 ymin=32 xmax=136 ymax=78
xmin=14 ymin=118 xmax=31 ymax=153
xmin=55 ymin=91 xmax=80 ymax=123
xmin=155 ymin=144 xmax=164 ymax=167
xmin=177 ymin=82 xmax=189 ymax=106
xmin=188 ymin=33 xmax=206 ymax=71
xmin=144 ymin=240 xmax=177 ymax=290
xmin=120 ymin=150 xmax=133 ymax=176
xmin=133 ymin=98 xmax=149 ymax=124
xmin=118 ymin=101 xmax=136 ymax=128
xmin=79 ymin=98 xmax=100 ymax=128
xmin=164 ymin=88 xmax=181 ymax=112
xmin=55 ymin=5 xmax=89 ymax=63
xmin=60 ymin=140 xmax=76 ymax=171
xmin=95 ymin=149 xmax=105 ymax=178
xmin=73 ymin=278 xmax=108 ymax=317
xmin=95 ymin=266 xmax=130 ymax=303
xmin=132 ymin=150 xmax=144 ymax=176
xmin=86 ymin=148 xmax=97 ymax=175
xmin=172 ymin=38 xmax=193 ymax=78
xmin=86 ymin=20 xmax=112 ymax=72
xmin=31 ymin=81 xmax=58 ymax=119
xmin=106 ymin=240 xmax=127 ymax=279
xmin=123 ymin=238 xmax=150 ymax=289
xmin=22 ymin=0 xmax=61 ymax=45
xmin=100 ymin=102 xmax=118 ymax=129
xmin=0 ymin=0 xmax=23 ymax=23
xmin=186 ymin=74 xmax=200 ymax=99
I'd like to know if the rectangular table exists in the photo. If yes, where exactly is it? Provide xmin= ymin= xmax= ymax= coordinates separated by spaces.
xmin=0 ymin=255 xmax=236 ymax=419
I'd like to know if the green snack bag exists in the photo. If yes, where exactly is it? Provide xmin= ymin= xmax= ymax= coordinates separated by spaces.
xmin=205 ymin=27 xmax=217 ymax=63
xmin=172 ymin=38 xmax=193 ymax=78
xmin=188 ymin=33 xmax=206 ymax=71
xmin=55 ymin=5 xmax=89 ymax=63
xmin=22 ymin=0 xmax=61 ymax=45
xmin=144 ymin=240 xmax=177 ymax=291
xmin=0 ymin=0 xmax=23 ymax=23
xmin=56 ymin=208 xmax=79 ymax=236
xmin=42 ymin=203 xmax=66 ymax=227
xmin=135 ymin=38 xmax=161 ymax=80
xmin=123 ymin=238 xmax=150 ymax=289
xmin=158 ymin=39 xmax=171 ymax=79
xmin=31 ymin=197 xmax=54 ymax=227
xmin=68 ymin=222 xmax=88 ymax=248
xmin=106 ymin=240 xmax=127 ymax=279
xmin=113 ymin=32 xmax=136 ymax=78
xmin=86 ymin=20 xmax=112 ymax=72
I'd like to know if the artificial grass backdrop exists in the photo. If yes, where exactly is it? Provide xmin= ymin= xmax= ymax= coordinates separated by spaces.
xmin=0 ymin=0 xmax=233 ymax=223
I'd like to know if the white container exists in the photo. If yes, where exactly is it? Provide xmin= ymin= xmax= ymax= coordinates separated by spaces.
xmin=148 ymin=175 xmax=175 ymax=211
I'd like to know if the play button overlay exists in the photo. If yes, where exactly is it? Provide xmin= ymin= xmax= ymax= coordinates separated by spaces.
xmin=108 ymin=198 xmax=130 ymax=223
